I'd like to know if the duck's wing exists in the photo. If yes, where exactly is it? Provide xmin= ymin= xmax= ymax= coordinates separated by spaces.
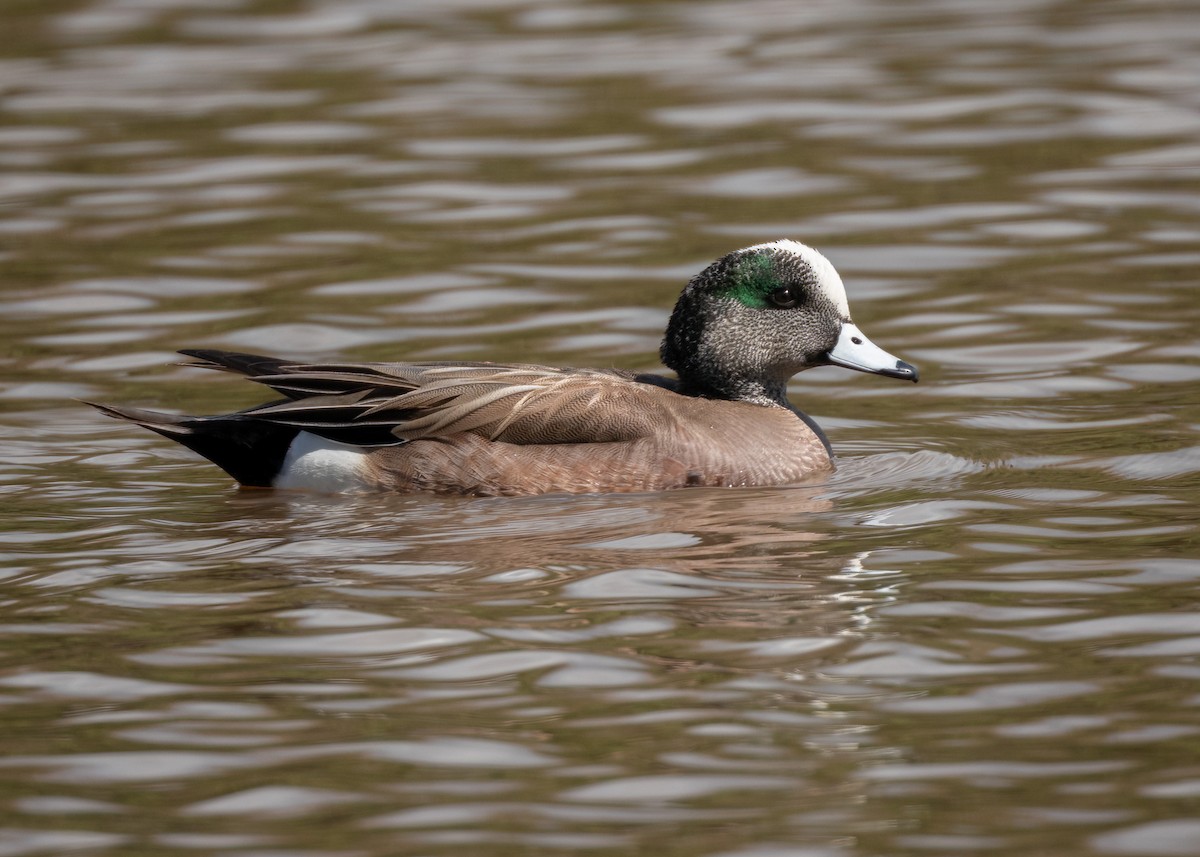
xmin=181 ymin=350 xmax=679 ymax=447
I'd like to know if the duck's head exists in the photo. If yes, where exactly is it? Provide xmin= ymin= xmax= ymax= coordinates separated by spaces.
xmin=661 ymin=240 xmax=918 ymax=405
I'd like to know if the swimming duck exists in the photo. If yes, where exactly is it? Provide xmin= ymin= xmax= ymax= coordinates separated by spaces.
xmin=91 ymin=240 xmax=917 ymax=495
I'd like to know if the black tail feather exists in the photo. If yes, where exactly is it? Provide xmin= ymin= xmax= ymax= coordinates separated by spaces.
xmin=177 ymin=349 xmax=296 ymax=378
xmin=86 ymin=402 xmax=297 ymax=487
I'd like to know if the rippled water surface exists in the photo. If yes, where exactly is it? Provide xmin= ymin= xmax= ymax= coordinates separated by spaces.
xmin=3 ymin=1 xmax=1200 ymax=855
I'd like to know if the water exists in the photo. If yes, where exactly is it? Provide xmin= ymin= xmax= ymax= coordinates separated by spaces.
xmin=3 ymin=1 xmax=1200 ymax=855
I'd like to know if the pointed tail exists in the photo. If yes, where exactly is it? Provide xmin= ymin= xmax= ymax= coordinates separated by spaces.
xmin=86 ymin=402 xmax=297 ymax=487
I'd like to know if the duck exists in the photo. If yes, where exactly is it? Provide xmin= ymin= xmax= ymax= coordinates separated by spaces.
xmin=90 ymin=240 xmax=917 ymax=496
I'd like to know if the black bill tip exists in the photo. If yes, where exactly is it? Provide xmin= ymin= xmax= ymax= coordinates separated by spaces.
xmin=884 ymin=359 xmax=919 ymax=383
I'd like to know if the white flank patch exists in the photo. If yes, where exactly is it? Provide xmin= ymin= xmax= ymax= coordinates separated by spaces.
xmin=274 ymin=431 xmax=368 ymax=492
xmin=744 ymin=238 xmax=851 ymax=317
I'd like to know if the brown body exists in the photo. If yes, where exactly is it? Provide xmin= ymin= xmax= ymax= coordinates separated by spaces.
xmin=235 ymin=357 xmax=832 ymax=495
xmin=361 ymin=392 xmax=832 ymax=496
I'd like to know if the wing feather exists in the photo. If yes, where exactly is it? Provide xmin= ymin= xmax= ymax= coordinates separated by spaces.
xmin=185 ymin=350 xmax=677 ymax=448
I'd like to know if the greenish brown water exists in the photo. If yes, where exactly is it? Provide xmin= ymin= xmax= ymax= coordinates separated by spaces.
xmin=3 ymin=1 xmax=1200 ymax=855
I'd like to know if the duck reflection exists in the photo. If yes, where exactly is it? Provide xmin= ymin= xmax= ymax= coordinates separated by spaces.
xmin=196 ymin=480 xmax=880 ymax=651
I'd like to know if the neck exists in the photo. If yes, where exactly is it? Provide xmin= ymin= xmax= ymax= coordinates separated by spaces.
xmin=675 ymin=370 xmax=790 ymax=408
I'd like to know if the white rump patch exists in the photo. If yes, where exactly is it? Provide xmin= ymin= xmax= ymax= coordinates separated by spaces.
xmin=274 ymin=431 xmax=368 ymax=492
xmin=743 ymin=239 xmax=851 ymax=317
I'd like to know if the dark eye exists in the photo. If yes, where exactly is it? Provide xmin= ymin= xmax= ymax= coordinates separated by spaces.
xmin=769 ymin=287 xmax=798 ymax=309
